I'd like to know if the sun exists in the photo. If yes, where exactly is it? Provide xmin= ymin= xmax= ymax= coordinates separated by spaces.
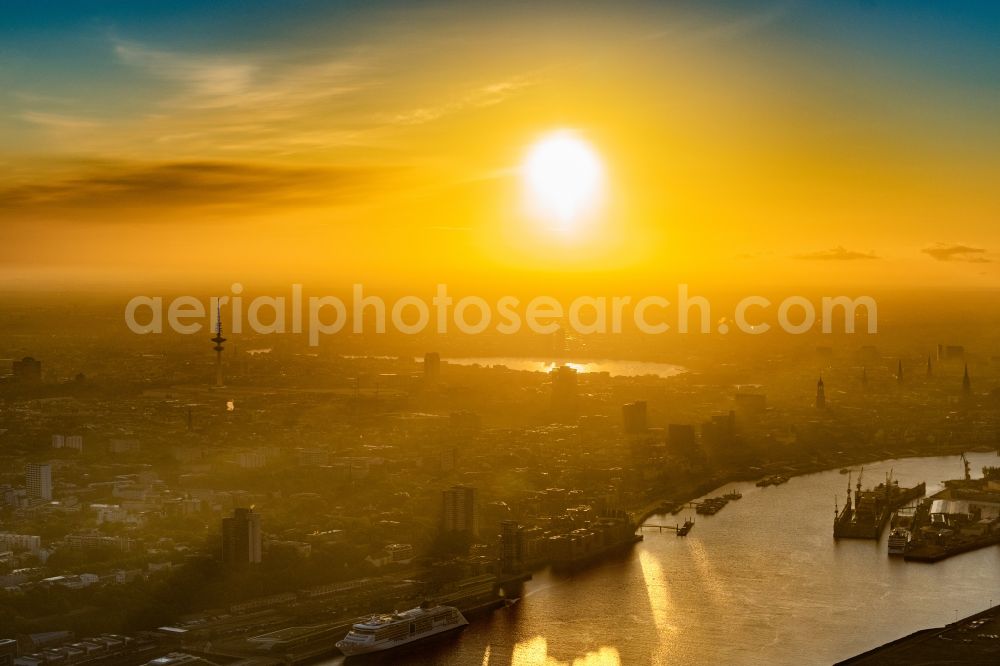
xmin=522 ymin=130 xmax=604 ymax=230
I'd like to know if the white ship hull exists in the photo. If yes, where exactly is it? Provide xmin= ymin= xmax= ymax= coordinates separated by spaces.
xmin=336 ymin=605 xmax=468 ymax=657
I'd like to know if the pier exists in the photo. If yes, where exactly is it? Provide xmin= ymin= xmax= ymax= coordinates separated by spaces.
xmin=638 ymin=519 xmax=695 ymax=536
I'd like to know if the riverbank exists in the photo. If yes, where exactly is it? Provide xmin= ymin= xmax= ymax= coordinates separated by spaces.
xmin=836 ymin=603 xmax=1000 ymax=664
xmin=632 ymin=441 xmax=997 ymax=526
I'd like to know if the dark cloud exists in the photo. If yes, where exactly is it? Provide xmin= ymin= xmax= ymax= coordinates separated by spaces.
xmin=0 ymin=160 xmax=402 ymax=215
xmin=794 ymin=246 xmax=878 ymax=261
xmin=921 ymin=243 xmax=990 ymax=263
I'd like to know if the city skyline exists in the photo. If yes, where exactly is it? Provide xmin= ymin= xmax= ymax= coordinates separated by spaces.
xmin=3 ymin=2 xmax=1000 ymax=665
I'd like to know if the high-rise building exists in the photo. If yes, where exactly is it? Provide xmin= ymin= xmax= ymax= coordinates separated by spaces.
xmin=424 ymin=352 xmax=441 ymax=382
xmin=668 ymin=423 xmax=700 ymax=459
xmin=25 ymin=463 xmax=52 ymax=502
xmin=12 ymin=357 xmax=41 ymax=383
xmin=816 ymin=376 xmax=826 ymax=409
xmin=937 ymin=344 xmax=965 ymax=360
xmin=622 ymin=401 xmax=648 ymax=434
xmin=699 ymin=412 xmax=737 ymax=460
xmin=499 ymin=520 xmax=523 ymax=574
xmin=962 ymin=364 xmax=971 ymax=394
xmin=442 ymin=485 xmax=478 ymax=536
xmin=550 ymin=365 xmax=578 ymax=416
xmin=222 ymin=507 xmax=262 ymax=565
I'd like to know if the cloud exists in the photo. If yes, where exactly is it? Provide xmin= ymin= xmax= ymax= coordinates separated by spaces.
xmin=921 ymin=243 xmax=991 ymax=263
xmin=113 ymin=40 xmax=368 ymax=111
xmin=645 ymin=1 xmax=792 ymax=45
xmin=0 ymin=160 xmax=402 ymax=214
xmin=21 ymin=111 xmax=102 ymax=129
xmin=106 ymin=37 xmax=536 ymax=153
xmin=383 ymin=74 xmax=539 ymax=126
xmin=794 ymin=246 xmax=878 ymax=261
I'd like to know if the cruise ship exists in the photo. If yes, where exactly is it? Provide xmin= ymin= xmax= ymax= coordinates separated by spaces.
xmin=335 ymin=604 xmax=468 ymax=657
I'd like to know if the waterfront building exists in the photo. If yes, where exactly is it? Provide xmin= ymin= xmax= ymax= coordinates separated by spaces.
xmin=499 ymin=520 xmax=523 ymax=573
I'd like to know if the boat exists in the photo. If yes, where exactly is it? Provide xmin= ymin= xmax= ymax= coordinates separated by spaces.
xmin=756 ymin=475 xmax=789 ymax=487
xmin=335 ymin=604 xmax=468 ymax=657
xmin=722 ymin=489 xmax=743 ymax=500
xmin=839 ymin=468 xmax=851 ymax=474
xmin=834 ymin=468 xmax=926 ymax=540
xmin=887 ymin=527 xmax=911 ymax=555
xmin=696 ymin=497 xmax=729 ymax=515
xmin=676 ymin=518 xmax=695 ymax=536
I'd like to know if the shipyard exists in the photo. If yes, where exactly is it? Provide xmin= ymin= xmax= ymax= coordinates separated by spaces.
xmin=898 ymin=456 xmax=1000 ymax=562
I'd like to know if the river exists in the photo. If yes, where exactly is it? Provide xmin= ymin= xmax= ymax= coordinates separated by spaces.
xmin=324 ymin=452 xmax=1000 ymax=665
xmin=438 ymin=357 xmax=686 ymax=378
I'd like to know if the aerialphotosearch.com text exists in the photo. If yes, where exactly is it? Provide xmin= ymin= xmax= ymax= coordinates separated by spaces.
xmin=125 ymin=284 xmax=877 ymax=345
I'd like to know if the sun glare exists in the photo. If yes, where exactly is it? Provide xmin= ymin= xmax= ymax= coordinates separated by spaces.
xmin=523 ymin=130 xmax=604 ymax=230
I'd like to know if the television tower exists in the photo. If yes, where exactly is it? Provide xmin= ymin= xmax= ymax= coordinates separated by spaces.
xmin=211 ymin=301 xmax=226 ymax=388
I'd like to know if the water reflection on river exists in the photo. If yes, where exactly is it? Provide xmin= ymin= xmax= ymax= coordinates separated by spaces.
xmin=324 ymin=453 xmax=1000 ymax=665
xmin=440 ymin=357 xmax=686 ymax=378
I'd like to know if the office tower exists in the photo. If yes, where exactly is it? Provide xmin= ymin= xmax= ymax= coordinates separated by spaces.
xmin=222 ymin=507 xmax=262 ymax=565
xmin=424 ymin=352 xmax=441 ymax=382
xmin=622 ymin=401 xmax=648 ymax=434
xmin=816 ymin=376 xmax=826 ymax=409
xmin=442 ymin=485 xmax=478 ymax=536
xmin=962 ymin=364 xmax=971 ymax=394
xmin=550 ymin=364 xmax=578 ymax=415
xmin=25 ymin=463 xmax=53 ymax=502
xmin=926 ymin=355 xmax=933 ymax=377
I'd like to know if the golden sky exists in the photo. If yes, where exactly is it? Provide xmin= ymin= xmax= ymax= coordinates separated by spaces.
xmin=1 ymin=1 xmax=998 ymax=291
